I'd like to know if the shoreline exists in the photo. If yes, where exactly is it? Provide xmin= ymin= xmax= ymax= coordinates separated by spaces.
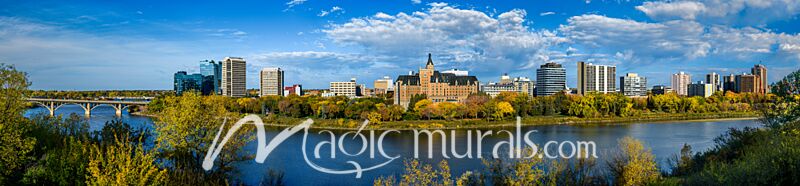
xmin=128 ymin=111 xmax=760 ymax=130
xmin=255 ymin=112 xmax=762 ymax=131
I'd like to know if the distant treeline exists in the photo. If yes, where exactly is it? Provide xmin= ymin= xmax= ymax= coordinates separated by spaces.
xmin=147 ymin=90 xmax=773 ymax=122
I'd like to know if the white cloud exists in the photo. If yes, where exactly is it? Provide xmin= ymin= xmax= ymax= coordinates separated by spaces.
xmin=636 ymin=0 xmax=800 ymax=26
xmin=557 ymin=13 xmax=800 ymax=83
xmin=200 ymin=28 xmax=248 ymax=40
xmin=285 ymin=0 xmax=308 ymax=11
xmin=323 ymin=4 xmax=565 ymax=74
xmin=318 ymin=6 xmax=344 ymax=17
xmin=559 ymin=15 xmax=710 ymax=62
xmin=411 ymin=0 xmax=421 ymax=4
xmin=539 ymin=11 xmax=556 ymax=16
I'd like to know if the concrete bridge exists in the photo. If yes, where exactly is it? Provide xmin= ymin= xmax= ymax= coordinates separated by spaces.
xmin=27 ymin=98 xmax=150 ymax=117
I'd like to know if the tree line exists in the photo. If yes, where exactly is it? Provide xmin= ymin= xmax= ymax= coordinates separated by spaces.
xmin=147 ymin=90 xmax=772 ymax=122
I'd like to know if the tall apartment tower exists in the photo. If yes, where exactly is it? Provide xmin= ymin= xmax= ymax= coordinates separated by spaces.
xmin=752 ymin=64 xmax=768 ymax=94
xmin=735 ymin=74 xmax=761 ymax=93
xmin=620 ymin=73 xmax=647 ymax=97
xmin=260 ymin=67 xmax=284 ymax=97
xmin=577 ymin=61 xmax=616 ymax=95
xmin=221 ymin=57 xmax=246 ymax=97
xmin=671 ymin=71 xmax=691 ymax=96
xmin=535 ymin=62 xmax=567 ymax=97
xmin=706 ymin=72 xmax=721 ymax=93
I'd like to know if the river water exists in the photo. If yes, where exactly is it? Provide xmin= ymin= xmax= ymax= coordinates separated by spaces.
xmin=26 ymin=105 xmax=761 ymax=185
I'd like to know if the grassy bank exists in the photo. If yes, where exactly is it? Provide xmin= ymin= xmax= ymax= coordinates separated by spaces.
xmin=255 ymin=111 xmax=759 ymax=130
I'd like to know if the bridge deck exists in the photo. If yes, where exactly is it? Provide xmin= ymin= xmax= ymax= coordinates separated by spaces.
xmin=26 ymin=98 xmax=150 ymax=105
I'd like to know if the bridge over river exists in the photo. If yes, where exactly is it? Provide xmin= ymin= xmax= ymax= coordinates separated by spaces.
xmin=26 ymin=98 xmax=150 ymax=117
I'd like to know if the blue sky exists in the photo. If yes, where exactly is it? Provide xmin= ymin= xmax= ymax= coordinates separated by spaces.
xmin=2 ymin=0 xmax=799 ymax=90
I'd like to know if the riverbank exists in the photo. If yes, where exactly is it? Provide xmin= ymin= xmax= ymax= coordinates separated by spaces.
xmin=254 ymin=111 xmax=760 ymax=130
xmin=132 ymin=111 xmax=759 ymax=130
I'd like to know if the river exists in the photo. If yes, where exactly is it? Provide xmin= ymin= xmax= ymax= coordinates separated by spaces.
xmin=26 ymin=105 xmax=762 ymax=185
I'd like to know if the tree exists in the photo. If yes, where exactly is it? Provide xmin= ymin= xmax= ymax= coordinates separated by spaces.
xmin=0 ymin=64 xmax=36 ymax=183
xmin=414 ymin=99 xmax=433 ymax=118
xmin=493 ymin=101 xmax=515 ymax=121
xmin=609 ymin=137 xmax=660 ymax=186
xmin=154 ymin=92 xmax=250 ymax=180
xmin=437 ymin=102 xmax=461 ymax=121
xmin=407 ymin=94 xmax=428 ymax=112
xmin=86 ymin=138 xmax=168 ymax=185
xmin=464 ymin=93 xmax=490 ymax=118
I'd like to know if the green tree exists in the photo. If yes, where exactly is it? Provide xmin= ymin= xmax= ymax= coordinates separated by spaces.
xmin=154 ymin=92 xmax=250 ymax=181
xmin=0 ymin=64 xmax=36 ymax=183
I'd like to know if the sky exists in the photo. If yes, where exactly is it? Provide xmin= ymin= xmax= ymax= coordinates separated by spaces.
xmin=1 ymin=0 xmax=799 ymax=90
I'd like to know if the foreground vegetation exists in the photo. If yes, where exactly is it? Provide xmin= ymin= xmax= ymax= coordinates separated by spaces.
xmin=0 ymin=64 xmax=260 ymax=185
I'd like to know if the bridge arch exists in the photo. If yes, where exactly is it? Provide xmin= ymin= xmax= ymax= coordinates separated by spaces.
xmin=25 ymin=98 xmax=149 ymax=117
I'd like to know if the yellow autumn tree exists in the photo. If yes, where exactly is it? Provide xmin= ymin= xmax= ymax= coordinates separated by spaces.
xmin=493 ymin=101 xmax=515 ymax=121
xmin=609 ymin=137 xmax=661 ymax=186
xmin=86 ymin=137 xmax=167 ymax=185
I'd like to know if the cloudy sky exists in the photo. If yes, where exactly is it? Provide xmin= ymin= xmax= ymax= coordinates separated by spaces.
xmin=2 ymin=0 xmax=799 ymax=90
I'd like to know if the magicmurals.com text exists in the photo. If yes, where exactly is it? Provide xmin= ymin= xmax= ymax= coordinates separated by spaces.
xmin=201 ymin=116 xmax=598 ymax=178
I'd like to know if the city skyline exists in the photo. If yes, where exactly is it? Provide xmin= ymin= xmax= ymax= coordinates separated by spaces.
xmin=3 ymin=0 xmax=800 ymax=90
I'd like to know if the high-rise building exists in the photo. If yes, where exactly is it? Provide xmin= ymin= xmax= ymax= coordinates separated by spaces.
xmin=174 ymin=71 xmax=212 ymax=95
xmin=620 ymin=73 xmax=647 ymax=97
xmin=200 ymin=60 xmax=222 ymax=94
xmin=723 ymin=74 xmax=736 ymax=93
xmin=688 ymin=81 xmax=714 ymax=98
xmin=577 ymin=62 xmax=616 ymax=95
xmin=736 ymin=74 xmax=761 ymax=94
xmin=394 ymin=54 xmax=480 ymax=107
xmin=330 ymin=78 xmax=357 ymax=98
xmin=706 ymin=72 xmax=722 ymax=92
xmin=535 ymin=62 xmax=566 ymax=97
xmin=260 ymin=67 xmax=284 ymax=97
xmin=222 ymin=57 xmax=246 ymax=97
xmin=671 ymin=71 xmax=691 ymax=96
xmin=752 ymin=64 xmax=768 ymax=94
xmin=373 ymin=76 xmax=393 ymax=95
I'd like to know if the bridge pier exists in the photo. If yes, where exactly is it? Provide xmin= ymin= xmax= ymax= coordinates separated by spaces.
xmin=84 ymin=103 xmax=92 ymax=116
xmin=115 ymin=103 xmax=123 ymax=117
xmin=48 ymin=102 xmax=55 ymax=116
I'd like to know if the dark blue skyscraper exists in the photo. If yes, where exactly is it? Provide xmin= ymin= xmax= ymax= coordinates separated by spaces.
xmin=200 ymin=60 xmax=222 ymax=94
xmin=174 ymin=71 xmax=204 ymax=95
